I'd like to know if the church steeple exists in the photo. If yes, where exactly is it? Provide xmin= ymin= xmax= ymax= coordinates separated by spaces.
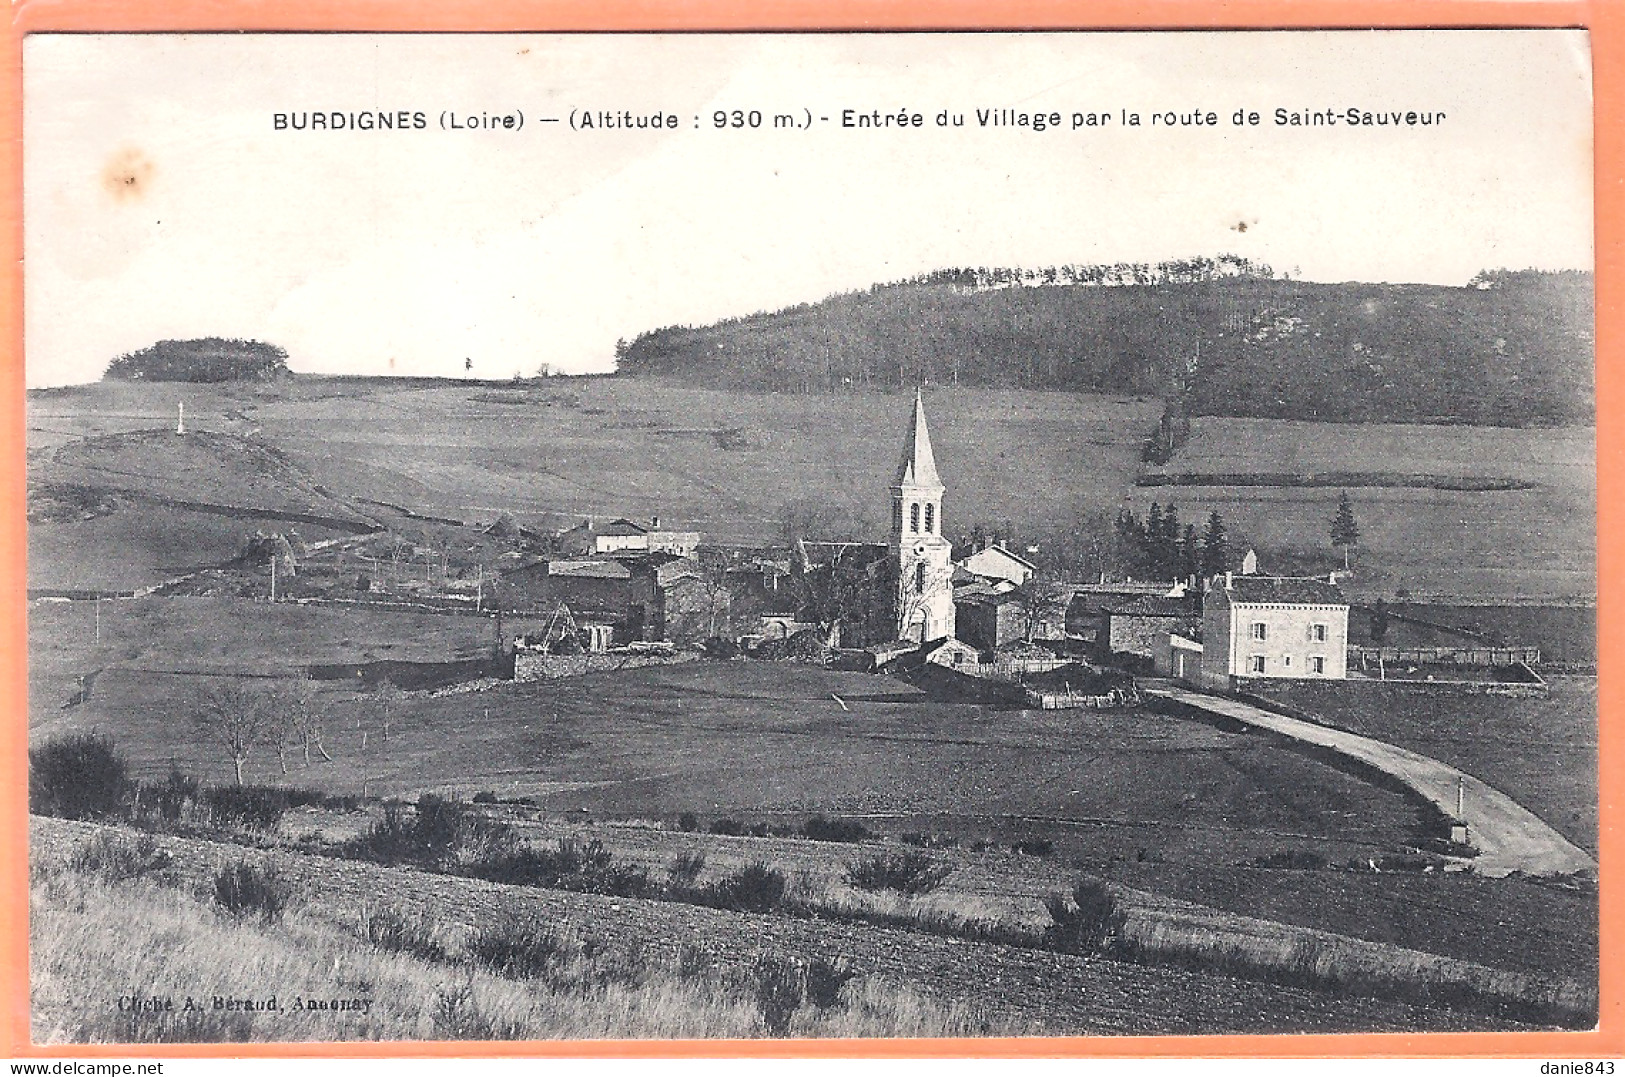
xmin=888 ymin=390 xmax=955 ymax=643
xmin=894 ymin=390 xmax=942 ymax=491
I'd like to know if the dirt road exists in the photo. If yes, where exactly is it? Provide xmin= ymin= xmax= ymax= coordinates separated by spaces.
xmin=1144 ymin=686 xmax=1596 ymax=879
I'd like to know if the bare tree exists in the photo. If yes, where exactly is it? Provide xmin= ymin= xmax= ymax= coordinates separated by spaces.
xmin=691 ymin=548 xmax=737 ymax=638
xmin=194 ymin=682 xmax=279 ymax=786
xmin=1012 ymin=571 xmax=1071 ymax=642
xmin=372 ymin=680 xmax=407 ymax=742
xmin=281 ymin=673 xmax=333 ymax=764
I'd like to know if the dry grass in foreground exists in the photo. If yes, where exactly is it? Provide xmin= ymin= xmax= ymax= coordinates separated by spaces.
xmin=29 ymin=834 xmax=1016 ymax=1044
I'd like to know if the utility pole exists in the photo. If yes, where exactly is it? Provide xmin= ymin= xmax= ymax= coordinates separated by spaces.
xmin=1457 ymin=776 xmax=1465 ymax=819
xmin=476 ymin=564 xmax=484 ymax=612
xmin=94 ymin=597 xmax=100 ymax=643
xmin=270 ymin=556 xmax=277 ymax=602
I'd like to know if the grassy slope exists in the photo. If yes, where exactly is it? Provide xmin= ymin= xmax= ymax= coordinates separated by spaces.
xmin=461 ymin=812 xmax=1595 ymax=985
xmin=1144 ymin=419 xmax=1595 ymax=599
xmin=31 ymin=831 xmax=999 ymax=1042
xmin=27 ymin=376 xmax=1595 ymax=596
xmin=31 ymin=817 xmax=1530 ymax=1038
xmin=1254 ymin=676 xmax=1598 ymax=855
xmin=26 ymin=596 xmax=556 ymax=738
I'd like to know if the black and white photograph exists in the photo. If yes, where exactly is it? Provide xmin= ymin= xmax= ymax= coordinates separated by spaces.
xmin=21 ymin=30 xmax=1597 ymax=1043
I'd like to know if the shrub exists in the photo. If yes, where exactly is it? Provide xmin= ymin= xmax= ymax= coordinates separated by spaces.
xmin=29 ymin=732 xmax=131 ymax=819
xmin=473 ymin=838 xmax=650 ymax=898
xmin=1044 ymin=877 xmax=1124 ymax=954
xmin=701 ymin=637 xmax=741 ymax=659
xmin=708 ymin=863 xmax=787 ymax=913
xmin=346 ymin=805 xmax=418 ymax=862
xmin=676 ymin=811 xmax=699 ymax=832
xmin=802 ymin=815 xmax=869 ymax=843
xmin=1011 ymin=836 xmax=1054 ymax=856
xmin=1256 ymin=849 xmax=1329 ymax=871
xmin=708 ymin=818 xmax=749 ymax=837
xmin=901 ymin=830 xmax=957 ymax=849
xmin=141 ymin=765 xmax=200 ymax=824
xmin=201 ymin=785 xmax=290 ymax=831
xmin=466 ymin=921 xmax=575 ymax=980
xmin=345 ymin=796 xmax=519 ymax=868
xmin=68 ymin=831 xmax=171 ymax=881
xmin=360 ymin=905 xmax=445 ymax=962
xmin=750 ymin=955 xmax=803 ymax=1034
xmin=667 ymin=851 xmax=707 ymax=886
xmin=471 ymin=791 xmax=498 ymax=804
xmin=845 ymin=851 xmax=953 ymax=895
xmin=805 ymin=957 xmax=857 ymax=1009
xmin=211 ymin=862 xmax=289 ymax=923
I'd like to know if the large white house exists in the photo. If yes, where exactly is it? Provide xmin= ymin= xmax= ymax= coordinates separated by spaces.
xmin=1195 ymin=572 xmax=1349 ymax=686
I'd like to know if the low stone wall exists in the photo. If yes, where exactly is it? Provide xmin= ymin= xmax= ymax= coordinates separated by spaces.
xmin=513 ymin=649 xmax=695 ymax=681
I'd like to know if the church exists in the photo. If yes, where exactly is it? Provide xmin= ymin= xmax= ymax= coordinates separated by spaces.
xmin=789 ymin=390 xmax=960 ymax=648
xmin=890 ymin=391 xmax=956 ymax=643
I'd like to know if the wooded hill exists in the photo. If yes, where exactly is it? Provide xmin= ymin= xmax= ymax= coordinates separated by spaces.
xmin=615 ymin=267 xmax=1593 ymax=426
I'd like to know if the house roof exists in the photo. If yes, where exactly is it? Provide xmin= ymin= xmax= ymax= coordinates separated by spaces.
xmin=957 ymin=588 xmax=1024 ymax=608
xmin=1106 ymin=595 xmax=1198 ymax=618
xmin=893 ymin=390 xmax=942 ymax=490
xmin=601 ymin=518 xmax=650 ymax=537
xmin=959 ymin=543 xmax=1037 ymax=572
xmin=1220 ymin=575 xmax=1347 ymax=606
xmin=547 ymin=559 xmax=633 ymax=580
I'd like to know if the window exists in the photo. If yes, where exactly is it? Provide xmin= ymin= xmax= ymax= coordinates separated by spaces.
xmin=1311 ymin=623 xmax=1328 ymax=643
xmin=1311 ymin=656 xmax=1326 ymax=674
xmin=892 ymin=500 xmax=903 ymax=533
xmin=924 ymin=503 xmax=935 ymax=533
xmin=915 ymin=563 xmax=926 ymax=592
xmin=1250 ymin=622 xmax=1267 ymax=641
xmin=910 ymin=503 xmax=920 ymax=533
xmin=1249 ymin=655 xmax=1266 ymax=673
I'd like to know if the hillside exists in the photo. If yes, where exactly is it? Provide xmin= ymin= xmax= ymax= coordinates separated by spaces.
xmin=25 ymin=377 xmax=1595 ymax=597
xmin=615 ymin=270 xmax=1593 ymax=426
xmin=27 ymin=427 xmax=378 ymax=591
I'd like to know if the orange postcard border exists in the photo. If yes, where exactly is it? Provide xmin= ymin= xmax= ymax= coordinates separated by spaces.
xmin=0 ymin=0 xmax=1617 ymax=1060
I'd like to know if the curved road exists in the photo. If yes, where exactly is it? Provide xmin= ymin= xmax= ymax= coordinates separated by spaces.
xmin=1145 ymin=685 xmax=1596 ymax=879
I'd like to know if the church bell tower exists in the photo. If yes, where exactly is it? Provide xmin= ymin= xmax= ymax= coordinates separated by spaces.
xmin=890 ymin=391 xmax=956 ymax=643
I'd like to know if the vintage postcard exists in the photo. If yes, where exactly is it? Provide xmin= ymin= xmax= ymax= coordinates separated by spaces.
xmin=17 ymin=28 xmax=1601 ymax=1048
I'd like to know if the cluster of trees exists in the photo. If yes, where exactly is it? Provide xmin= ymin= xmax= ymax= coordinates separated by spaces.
xmin=1111 ymin=505 xmax=1230 ymax=582
xmin=613 ymin=270 xmax=1593 ymax=426
xmin=901 ymin=255 xmax=1278 ymax=291
xmin=103 ymin=338 xmax=290 ymax=382
xmin=193 ymin=676 xmax=405 ymax=785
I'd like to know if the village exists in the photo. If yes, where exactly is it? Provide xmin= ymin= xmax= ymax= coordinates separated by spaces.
xmin=150 ymin=392 xmax=1553 ymax=711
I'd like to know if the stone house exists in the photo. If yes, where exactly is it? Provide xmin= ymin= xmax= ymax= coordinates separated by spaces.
xmin=499 ymin=554 xmax=708 ymax=645
xmin=1199 ymin=573 xmax=1349 ymax=686
xmin=1104 ymin=593 xmax=1201 ymax=663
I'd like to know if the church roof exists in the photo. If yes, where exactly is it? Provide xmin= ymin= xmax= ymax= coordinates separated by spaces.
xmin=893 ymin=391 xmax=942 ymax=490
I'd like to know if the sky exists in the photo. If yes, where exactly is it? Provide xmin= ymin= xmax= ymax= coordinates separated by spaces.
xmin=23 ymin=31 xmax=1594 ymax=388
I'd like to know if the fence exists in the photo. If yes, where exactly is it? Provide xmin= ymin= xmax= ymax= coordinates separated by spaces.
xmin=1348 ymin=645 xmax=1541 ymax=669
xmin=1024 ymin=684 xmax=1140 ymax=710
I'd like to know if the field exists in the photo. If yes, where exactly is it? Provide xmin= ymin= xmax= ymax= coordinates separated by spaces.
xmin=1254 ymin=676 xmax=1598 ymax=855
xmin=38 ymin=658 xmax=1427 ymax=856
xmin=37 ymin=817 xmax=1541 ymax=1040
xmin=26 ymin=375 xmax=1596 ymax=598
xmin=1142 ymin=417 xmax=1595 ymax=600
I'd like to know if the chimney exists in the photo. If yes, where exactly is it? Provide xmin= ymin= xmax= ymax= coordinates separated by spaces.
xmin=1225 ymin=571 xmax=1233 ymax=589
xmin=651 ymin=515 xmax=661 ymax=530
